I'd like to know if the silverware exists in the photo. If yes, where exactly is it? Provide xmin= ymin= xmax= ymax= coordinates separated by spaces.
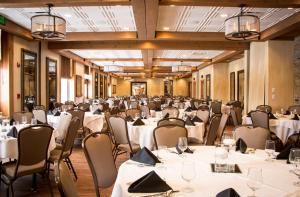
xmin=138 ymin=190 xmax=179 ymax=197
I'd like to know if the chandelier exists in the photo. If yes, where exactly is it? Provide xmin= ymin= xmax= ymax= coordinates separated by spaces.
xmin=31 ymin=4 xmax=66 ymax=40
xmin=172 ymin=61 xmax=192 ymax=72
xmin=224 ymin=6 xmax=260 ymax=40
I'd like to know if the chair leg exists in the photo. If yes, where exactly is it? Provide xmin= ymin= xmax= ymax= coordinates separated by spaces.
xmin=31 ymin=173 xmax=37 ymax=192
xmin=45 ymin=172 xmax=54 ymax=197
xmin=10 ymin=183 xmax=14 ymax=197
xmin=66 ymin=157 xmax=77 ymax=180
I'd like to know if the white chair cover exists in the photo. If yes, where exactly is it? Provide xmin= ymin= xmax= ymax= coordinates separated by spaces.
xmin=33 ymin=109 xmax=47 ymax=123
xmin=56 ymin=112 xmax=72 ymax=141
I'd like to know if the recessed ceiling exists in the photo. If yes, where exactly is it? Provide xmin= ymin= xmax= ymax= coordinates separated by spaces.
xmin=92 ymin=61 xmax=144 ymax=67
xmin=0 ymin=6 xmax=136 ymax=32
xmin=156 ymin=61 xmax=201 ymax=66
xmin=155 ymin=50 xmax=223 ymax=58
xmin=71 ymin=50 xmax=142 ymax=58
xmin=157 ymin=6 xmax=300 ymax=32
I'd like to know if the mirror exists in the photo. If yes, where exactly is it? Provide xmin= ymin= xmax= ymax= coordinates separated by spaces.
xmin=230 ymin=72 xmax=235 ymax=101
xmin=131 ymin=82 xmax=147 ymax=96
xmin=206 ymin=74 xmax=211 ymax=99
xmin=164 ymin=80 xmax=173 ymax=96
xmin=237 ymin=70 xmax=245 ymax=104
xmin=75 ymin=75 xmax=82 ymax=97
xmin=46 ymin=57 xmax=57 ymax=110
xmin=21 ymin=49 xmax=37 ymax=111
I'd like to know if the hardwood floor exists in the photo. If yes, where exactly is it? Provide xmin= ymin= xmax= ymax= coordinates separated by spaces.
xmin=0 ymin=146 xmax=129 ymax=197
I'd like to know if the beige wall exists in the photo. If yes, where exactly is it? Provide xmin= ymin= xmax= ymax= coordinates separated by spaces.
xmin=228 ymin=58 xmax=244 ymax=100
xmin=213 ymin=63 xmax=228 ymax=102
xmin=110 ymin=76 xmax=118 ymax=97
xmin=116 ymin=78 xmax=189 ymax=97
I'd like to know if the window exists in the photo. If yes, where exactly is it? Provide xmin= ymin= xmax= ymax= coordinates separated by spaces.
xmin=61 ymin=78 xmax=69 ymax=103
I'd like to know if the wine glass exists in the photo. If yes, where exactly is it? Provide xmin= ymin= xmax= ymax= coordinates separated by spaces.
xmin=265 ymin=140 xmax=275 ymax=161
xmin=141 ymin=111 xmax=146 ymax=119
xmin=247 ymin=167 xmax=263 ymax=197
xmin=181 ymin=160 xmax=196 ymax=193
xmin=21 ymin=115 xmax=27 ymax=125
xmin=178 ymin=137 xmax=188 ymax=156
xmin=291 ymin=157 xmax=300 ymax=186
xmin=289 ymin=149 xmax=300 ymax=172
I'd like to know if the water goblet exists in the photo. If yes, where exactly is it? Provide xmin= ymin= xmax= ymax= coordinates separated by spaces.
xmin=265 ymin=140 xmax=275 ymax=161
xmin=181 ymin=160 xmax=196 ymax=193
xmin=247 ymin=167 xmax=263 ymax=197
xmin=178 ymin=137 xmax=188 ymax=156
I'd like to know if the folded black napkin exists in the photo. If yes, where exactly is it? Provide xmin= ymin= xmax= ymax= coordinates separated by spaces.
xmin=185 ymin=116 xmax=195 ymax=126
xmin=276 ymin=144 xmax=293 ymax=160
xmin=176 ymin=144 xmax=193 ymax=154
xmin=185 ymin=107 xmax=192 ymax=112
xmin=190 ymin=103 xmax=197 ymax=110
xmin=292 ymin=114 xmax=299 ymax=121
xmin=128 ymin=171 xmax=172 ymax=193
xmin=93 ymin=109 xmax=102 ymax=115
xmin=54 ymin=111 xmax=61 ymax=116
xmin=192 ymin=116 xmax=203 ymax=123
xmin=155 ymin=107 xmax=162 ymax=112
xmin=236 ymin=138 xmax=247 ymax=153
xmin=36 ymin=119 xmax=46 ymax=124
xmin=133 ymin=118 xmax=145 ymax=126
xmin=163 ymin=113 xmax=169 ymax=119
xmin=269 ymin=113 xmax=277 ymax=119
xmin=168 ymin=101 xmax=173 ymax=107
xmin=125 ymin=115 xmax=134 ymax=122
xmin=216 ymin=188 xmax=241 ymax=197
xmin=7 ymin=126 xmax=18 ymax=138
xmin=9 ymin=119 xmax=15 ymax=126
xmin=131 ymin=147 xmax=160 ymax=166
xmin=285 ymin=110 xmax=291 ymax=115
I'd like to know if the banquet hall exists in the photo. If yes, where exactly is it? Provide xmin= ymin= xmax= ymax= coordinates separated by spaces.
xmin=0 ymin=0 xmax=300 ymax=197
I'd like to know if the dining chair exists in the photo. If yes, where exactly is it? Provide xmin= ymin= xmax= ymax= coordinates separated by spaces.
xmin=0 ymin=125 xmax=53 ymax=197
xmin=110 ymin=106 xmax=120 ymax=115
xmin=211 ymin=101 xmax=222 ymax=114
xmin=216 ymin=113 xmax=229 ymax=143
xmin=288 ymin=105 xmax=300 ymax=114
xmin=157 ymin=118 xmax=185 ymax=127
xmin=34 ymin=105 xmax=46 ymax=110
xmin=82 ymin=132 xmax=117 ymax=197
xmin=153 ymin=125 xmax=188 ymax=149
xmin=55 ymin=112 xmax=72 ymax=142
xmin=77 ymin=103 xmax=90 ymax=112
xmin=196 ymin=109 xmax=210 ymax=124
xmin=67 ymin=109 xmax=86 ymax=139
xmin=12 ymin=111 xmax=33 ymax=124
xmin=198 ymin=104 xmax=210 ymax=111
xmin=61 ymin=104 xmax=74 ymax=111
xmin=205 ymin=114 xmax=221 ymax=145
xmin=162 ymin=106 xmax=179 ymax=118
xmin=233 ymin=126 xmax=270 ymax=149
xmin=285 ymin=133 xmax=300 ymax=148
xmin=230 ymin=107 xmax=243 ymax=127
xmin=140 ymin=105 xmax=150 ymax=118
xmin=256 ymin=105 xmax=272 ymax=113
xmin=54 ymin=160 xmax=78 ymax=197
xmin=65 ymin=101 xmax=74 ymax=105
xmin=107 ymin=116 xmax=140 ymax=159
xmin=147 ymin=102 xmax=156 ymax=110
xmin=48 ymin=117 xmax=81 ymax=180
xmin=32 ymin=109 xmax=47 ymax=124
xmin=125 ymin=108 xmax=141 ymax=118
xmin=130 ymin=101 xmax=139 ymax=109
xmin=250 ymin=110 xmax=269 ymax=130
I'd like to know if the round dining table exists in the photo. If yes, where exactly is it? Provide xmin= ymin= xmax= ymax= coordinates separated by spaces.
xmin=127 ymin=118 xmax=205 ymax=150
xmin=112 ymin=146 xmax=300 ymax=197
xmin=243 ymin=114 xmax=300 ymax=143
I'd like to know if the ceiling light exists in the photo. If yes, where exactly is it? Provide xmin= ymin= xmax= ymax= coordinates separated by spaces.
xmin=170 ymin=5 xmax=175 ymax=7
xmin=163 ymin=27 xmax=170 ymax=31
xmin=288 ymin=7 xmax=294 ymax=10
xmin=220 ymin=13 xmax=228 ymax=18
xmin=31 ymin=4 xmax=66 ymax=40
xmin=224 ymin=5 xmax=260 ymax=40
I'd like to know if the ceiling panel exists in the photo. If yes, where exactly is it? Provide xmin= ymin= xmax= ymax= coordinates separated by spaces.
xmin=0 ymin=6 xmax=136 ymax=32
xmin=154 ymin=50 xmax=223 ymax=58
xmin=157 ymin=6 xmax=300 ymax=32
xmin=92 ymin=61 xmax=144 ymax=67
xmin=156 ymin=61 xmax=200 ymax=66
xmin=71 ymin=50 xmax=142 ymax=58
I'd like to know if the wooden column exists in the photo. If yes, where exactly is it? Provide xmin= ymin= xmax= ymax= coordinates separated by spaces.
xmin=0 ymin=31 xmax=14 ymax=117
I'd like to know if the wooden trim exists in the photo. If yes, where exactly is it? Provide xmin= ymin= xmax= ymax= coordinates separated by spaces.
xmin=38 ymin=41 xmax=41 ymax=105
xmin=21 ymin=48 xmax=38 ymax=111
xmin=153 ymin=58 xmax=212 ymax=62
xmin=0 ymin=18 xmax=33 ymax=40
xmin=48 ymin=40 xmax=250 ymax=50
xmin=237 ymin=70 xmax=245 ymax=103
xmin=156 ymin=31 xmax=227 ymax=41
xmin=230 ymin=72 xmax=235 ymax=101
xmin=65 ymin=32 xmax=137 ymax=41
xmin=159 ymin=0 xmax=300 ymax=8
xmin=198 ymin=51 xmax=244 ymax=69
xmin=89 ymin=58 xmax=143 ymax=62
xmin=46 ymin=57 xmax=58 ymax=110
xmin=206 ymin=74 xmax=211 ymax=99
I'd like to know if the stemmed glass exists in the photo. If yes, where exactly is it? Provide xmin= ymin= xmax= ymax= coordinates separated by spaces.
xmin=265 ymin=140 xmax=275 ymax=161
xmin=141 ymin=111 xmax=146 ymax=119
xmin=289 ymin=149 xmax=300 ymax=174
xmin=291 ymin=157 xmax=300 ymax=186
xmin=21 ymin=115 xmax=27 ymax=126
xmin=247 ymin=167 xmax=263 ymax=197
xmin=178 ymin=137 xmax=188 ymax=156
xmin=181 ymin=160 xmax=196 ymax=193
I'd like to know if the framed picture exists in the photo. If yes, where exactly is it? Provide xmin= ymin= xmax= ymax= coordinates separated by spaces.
xmin=237 ymin=70 xmax=245 ymax=103
xmin=230 ymin=72 xmax=235 ymax=101
xmin=75 ymin=75 xmax=82 ymax=97
xmin=112 ymin=85 xmax=116 ymax=94
xmin=206 ymin=74 xmax=211 ymax=99
xmin=131 ymin=82 xmax=147 ymax=96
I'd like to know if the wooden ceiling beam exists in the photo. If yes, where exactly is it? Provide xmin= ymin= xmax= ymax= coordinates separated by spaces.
xmin=89 ymin=58 xmax=143 ymax=62
xmin=54 ymin=50 xmax=94 ymax=67
xmin=260 ymin=11 xmax=300 ymax=40
xmin=65 ymin=32 xmax=137 ymax=41
xmin=159 ymin=0 xmax=300 ymax=8
xmin=48 ymin=40 xmax=250 ymax=50
xmin=0 ymin=18 xmax=33 ymax=40
xmin=156 ymin=31 xmax=228 ymax=41
xmin=153 ymin=58 xmax=212 ymax=62
xmin=0 ymin=0 xmax=130 ymax=7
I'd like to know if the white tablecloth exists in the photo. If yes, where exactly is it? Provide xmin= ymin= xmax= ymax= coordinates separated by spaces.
xmin=112 ymin=146 xmax=300 ymax=197
xmin=151 ymin=109 xmax=197 ymax=119
xmin=0 ymin=124 xmax=57 ymax=160
xmin=127 ymin=118 xmax=205 ymax=150
xmin=243 ymin=115 xmax=300 ymax=143
xmin=47 ymin=112 xmax=105 ymax=132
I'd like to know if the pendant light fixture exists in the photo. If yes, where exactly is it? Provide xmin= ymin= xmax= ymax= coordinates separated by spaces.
xmin=225 ymin=5 xmax=260 ymax=40
xmin=31 ymin=4 xmax=66 ymax=40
